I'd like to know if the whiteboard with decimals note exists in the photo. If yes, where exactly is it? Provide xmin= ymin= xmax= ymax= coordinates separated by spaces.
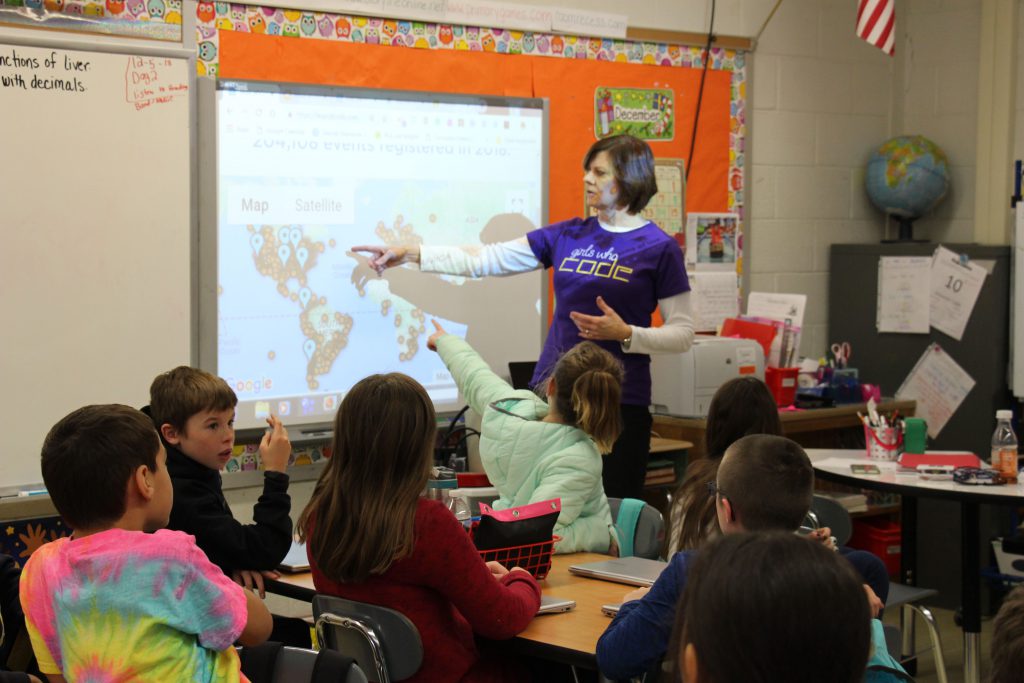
xmin=0 ymin=36 xmax=194 ymax=488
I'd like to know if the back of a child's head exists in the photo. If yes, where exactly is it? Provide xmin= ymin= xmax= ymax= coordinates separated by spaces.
xmin=149 ymin=366 xmax=236 ymax=431
xmin=673 ymin=378 xmax=783 ymax=551
xmin=704 ymin=376 xmax=781 ymax=460
xmin=298 ymin=372 xmax=436 ymax=583
xmin=676 ymin=532 xmax=870 ymax=683
xmin=991 ymin=585 xmax=1024 ymax=682
xmin=550 ymin=341 xmax=623 ymax=452
xmin=717 ymin=434 xmax=812 ymax=533
xmin=42 ymin=404 xmax=160 ymax=532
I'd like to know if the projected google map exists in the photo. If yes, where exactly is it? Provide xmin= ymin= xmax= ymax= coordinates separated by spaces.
xmin=212 ymin=85 xmax=545 ymax=429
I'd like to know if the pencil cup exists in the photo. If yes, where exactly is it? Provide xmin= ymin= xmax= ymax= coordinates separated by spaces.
xmin=865 ymin=425 xmax=903 ymax=461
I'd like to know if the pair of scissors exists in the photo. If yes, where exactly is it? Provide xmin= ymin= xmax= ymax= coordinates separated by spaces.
xmin=830 ymin=341 xmax=851 ymax=369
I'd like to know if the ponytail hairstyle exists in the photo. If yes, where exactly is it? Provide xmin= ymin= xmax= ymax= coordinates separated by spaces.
xmin=297 ymin=373 xmax=436 ymax=583
xmin=549 ymin=341 xmax=624 ymax=453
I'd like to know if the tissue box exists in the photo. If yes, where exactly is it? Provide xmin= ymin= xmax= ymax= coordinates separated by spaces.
xmin=992 ymin=538 xmax=1024 ymax=578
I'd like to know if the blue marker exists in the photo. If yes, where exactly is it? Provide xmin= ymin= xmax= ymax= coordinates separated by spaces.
xmin=17 ymin=489 xmax=47 ymax=497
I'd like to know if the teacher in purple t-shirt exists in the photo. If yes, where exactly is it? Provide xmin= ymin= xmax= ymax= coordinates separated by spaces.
xmin=354 ymin=134 xmax=695 ymax=499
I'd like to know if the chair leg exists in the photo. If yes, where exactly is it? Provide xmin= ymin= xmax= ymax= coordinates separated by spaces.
xmin=901 ymin=603 xmax=947 ymax=683
xmin=899 ymin=603 xmax=920 ymax=661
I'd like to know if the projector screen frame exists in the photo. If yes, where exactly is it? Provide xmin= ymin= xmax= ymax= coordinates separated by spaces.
xmin=197 ymin=77 xmax=550 ymax=441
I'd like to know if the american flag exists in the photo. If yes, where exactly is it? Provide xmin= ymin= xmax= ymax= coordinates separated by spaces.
xmin=857 ymin=0 xmax=895 ymax=56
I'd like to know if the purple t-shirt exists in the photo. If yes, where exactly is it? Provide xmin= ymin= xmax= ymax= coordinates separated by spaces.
xmin=527 ymin=216 xmax=690 ymax=405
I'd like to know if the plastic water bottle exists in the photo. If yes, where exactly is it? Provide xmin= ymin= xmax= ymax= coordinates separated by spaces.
xmin=991 ymin=410 xmax=1018 ymax=483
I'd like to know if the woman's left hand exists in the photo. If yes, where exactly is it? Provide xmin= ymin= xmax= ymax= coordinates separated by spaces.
xmin=569 ymin=296 xmax=632 ymax=342
xmin=427 ymin=319 xmax=448 ymax=352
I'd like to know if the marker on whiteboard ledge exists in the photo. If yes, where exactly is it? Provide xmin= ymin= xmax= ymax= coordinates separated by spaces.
xmin=17 ymin=489 xmax=48 ymax=498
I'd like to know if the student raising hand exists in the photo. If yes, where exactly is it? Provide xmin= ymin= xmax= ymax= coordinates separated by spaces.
xmin=427 ymin=319 xmax=448 ymax=352
xmin=259 ymin=414 xmax=291 ymax=473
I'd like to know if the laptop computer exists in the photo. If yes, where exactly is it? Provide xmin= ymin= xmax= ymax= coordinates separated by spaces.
xmin=277 ymin=540 xmax=310 ymax=573
xmin=537 ymin=595 xmax=576 ymax=615
xmin=568 ymin=556 xmax=668 ymax=587
xmin=508 ymin=361 xmax=538 ymax=390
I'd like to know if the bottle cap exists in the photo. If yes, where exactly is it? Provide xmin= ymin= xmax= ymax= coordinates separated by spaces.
xmin=997 ymin=410 xmax=1013 ymax=420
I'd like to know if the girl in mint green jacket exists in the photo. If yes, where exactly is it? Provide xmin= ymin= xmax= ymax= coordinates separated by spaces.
xmin=429 ymin=322 xmax=623 ymax=553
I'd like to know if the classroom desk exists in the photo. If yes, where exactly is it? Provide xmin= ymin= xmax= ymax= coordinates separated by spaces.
xmin=810 ymin=448 xmax=1021 ymax=683
xmin=266 ymin=552 xmax=630 ymax=670
xmin=653 ymin=399 xmax=915 ymax=461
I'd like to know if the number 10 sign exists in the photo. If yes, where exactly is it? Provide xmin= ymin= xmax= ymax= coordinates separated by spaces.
xmin=929 ymin=245 xmax=988 ymax=341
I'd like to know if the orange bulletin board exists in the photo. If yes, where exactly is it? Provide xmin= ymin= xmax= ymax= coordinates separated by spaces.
xmin=218 ymin=31 xmax=732 ymax=226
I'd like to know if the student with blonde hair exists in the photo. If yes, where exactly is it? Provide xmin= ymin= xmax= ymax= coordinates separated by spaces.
xmin=298 ymin=373 xmax=540 ymax=683
xmin=429 ymin=321 xmax=622 ymax=553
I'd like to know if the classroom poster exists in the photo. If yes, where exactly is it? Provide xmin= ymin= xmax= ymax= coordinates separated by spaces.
xmin=896 ymin=343 xmax=976 ymax=438
xmin=929 ymin=245 xmax=988 ymax=341
xmin=686 ymin=212 xmax=740 ymax=271
xmin=594 ymin=87 xmax=675 ymax=140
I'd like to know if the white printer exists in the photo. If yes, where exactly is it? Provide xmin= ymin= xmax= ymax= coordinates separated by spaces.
xmin=650 ymin=335 xmax=765 ymax=417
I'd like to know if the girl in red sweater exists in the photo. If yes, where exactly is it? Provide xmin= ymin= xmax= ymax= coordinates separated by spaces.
xmin=297 ymin=373 xmax=541 ymax=683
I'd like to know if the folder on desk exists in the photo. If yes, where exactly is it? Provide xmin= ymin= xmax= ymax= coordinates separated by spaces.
xmin=898 ymin=452 xmax=981 ymax=471
xmin=568 ymin=556 xmax=667 ymax=587
xmin=278 ymin=540 xmax=310 ymax=573
xmin=720 ymin=317 xmax=777 ymax=360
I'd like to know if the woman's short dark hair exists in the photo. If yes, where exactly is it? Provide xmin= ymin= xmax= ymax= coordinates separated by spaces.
xmin=41 ymin=404 xmax=161 ymax=531
xmin=676 ymin=532 xmax=871 ymax=683
xmin=583 ymin=135 xmax=658 ymax=213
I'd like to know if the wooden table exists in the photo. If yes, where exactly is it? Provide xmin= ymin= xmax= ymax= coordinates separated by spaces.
xmin=653 ymin=399 xmax=916 ymax=461
xmin=267 ymin=552 xmax=635 ymax=669
xmin=649 ymin=437 xmax=692 ymax=455
xmin=511 ymin=553 xmax=635 ymax=668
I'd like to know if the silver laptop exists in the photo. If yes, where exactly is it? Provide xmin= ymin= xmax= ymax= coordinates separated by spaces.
xmin=277 ymin=540 xmax=310 ymax=573
xmin=601 ymin=603 xmax=622 ymax=617
xmin=568 ymin=556 xmax=667 ymax=587
xmin=537 ymin=595 xmax=576 ymax=615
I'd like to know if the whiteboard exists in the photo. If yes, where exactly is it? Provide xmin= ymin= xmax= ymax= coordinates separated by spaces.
xmin=0 ymin=37 xmax=194 ymax=489
xmin=197 ymin=79 xmax=547 ymax=433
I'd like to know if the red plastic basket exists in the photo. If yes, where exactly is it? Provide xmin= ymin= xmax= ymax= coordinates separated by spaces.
xmin=470 ymin=523 xmax=558 ymax=580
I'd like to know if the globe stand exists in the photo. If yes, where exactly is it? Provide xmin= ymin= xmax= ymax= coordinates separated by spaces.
xmin=881 ymin=215 xmax=930 ymax=243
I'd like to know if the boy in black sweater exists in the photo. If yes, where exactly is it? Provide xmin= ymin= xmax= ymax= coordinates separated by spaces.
xmin=144 ymin=366 xmax=292 ymax=597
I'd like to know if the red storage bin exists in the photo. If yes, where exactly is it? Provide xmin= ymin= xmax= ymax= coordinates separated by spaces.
xmin=765 ymin=367 xmax=799 ymax=407
xmin=849 ymin=518 xmax=901 ymax=577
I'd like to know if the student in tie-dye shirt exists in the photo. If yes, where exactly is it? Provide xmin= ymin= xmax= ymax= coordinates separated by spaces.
xmin=20 ymin=405 xmax=273 ymax=683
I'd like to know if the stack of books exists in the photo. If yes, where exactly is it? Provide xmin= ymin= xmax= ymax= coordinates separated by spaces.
xmin=644 ymin=459 xmax=676 ymax=486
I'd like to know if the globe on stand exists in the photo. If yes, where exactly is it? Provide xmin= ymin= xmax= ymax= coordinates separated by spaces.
xmin=865 ymin=135 xmax=950 ymax=242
